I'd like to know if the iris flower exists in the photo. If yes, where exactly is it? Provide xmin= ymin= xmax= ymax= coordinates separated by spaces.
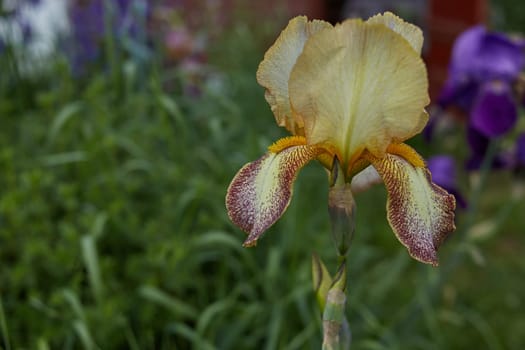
xmin=435 ymin=26 xmax=525 ymax=169
xmin=438 ymin=26 xmax=524 ymax=136
xmin=226 ymin=13 xmax=456 ymax=266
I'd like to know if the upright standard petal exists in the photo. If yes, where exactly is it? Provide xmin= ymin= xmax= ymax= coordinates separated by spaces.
xmin=366 ymin=12 xmax=423 ymax=54
xmin=226 ymin=138 xmax=325 ymax=247
xmin=365 ymin=146 xmax=456 ymax=266
xmin=256 ymin=16 xmax=332 ymax=134
xmin=289 ymin=18 xmax=429 ymax=171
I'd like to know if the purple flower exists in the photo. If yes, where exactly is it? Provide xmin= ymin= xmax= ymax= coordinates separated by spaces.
xmin=470 ymin=80 xmax=517 ymax=137
xmin=428 ymin=155 xmax=467 ymax=208
xmin=68 ymin=0 xmax=150 ymax=73
xmin=448 ymin=26 xmax=524 ymax=82
xmin=69 ymin=1 xmax=104 ymax=68
xmin=438 ymin=26 xmax=524 ymax=138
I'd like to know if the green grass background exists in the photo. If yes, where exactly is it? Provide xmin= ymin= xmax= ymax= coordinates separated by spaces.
xmin=1 ymin=2 xmax=525 ymax=349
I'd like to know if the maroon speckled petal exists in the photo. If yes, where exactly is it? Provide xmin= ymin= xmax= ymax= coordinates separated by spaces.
xmin=226 ymin=145 xmax=323 ymax=247
xmin=370 ymin=153 xmax=456 ymax=266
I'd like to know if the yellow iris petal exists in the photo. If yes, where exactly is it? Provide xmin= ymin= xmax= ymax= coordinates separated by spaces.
xmin=365 ymin=146 xmax=456 ymax=266
xmin=256 ymin=16 xmax=332 ymax=135
xmin=289 ymin=17 xmax=429 ymax=168
xmin=226 ymin=138 xmax=327 ymax=246
xmin=366 ymin=11 xmax=424 ymax=54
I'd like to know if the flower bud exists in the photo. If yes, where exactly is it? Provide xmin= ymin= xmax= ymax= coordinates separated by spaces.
xmin=311 ymin=253 xmax=332 ymax=312
xmin=328 ymin=158 xmax=356 ymax=257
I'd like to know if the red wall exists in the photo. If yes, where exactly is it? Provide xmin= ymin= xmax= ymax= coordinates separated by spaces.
xmin=426 ymin=0 xmax=488 ymax=98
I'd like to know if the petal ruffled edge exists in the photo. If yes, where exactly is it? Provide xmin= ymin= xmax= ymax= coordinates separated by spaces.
xmin=226 ymin=138 xmax=325 ymax=246
xmin=256 ymin=16 xmax=332 ymax=135
xmin=366 ymin=146 xmax=456 ymax=266
xmin=366 ymin=11 xmax=423 ymax=54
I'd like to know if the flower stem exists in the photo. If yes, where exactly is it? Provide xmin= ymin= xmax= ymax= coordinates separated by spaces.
xmin=315 ymin=157 xmax=354 ymax=349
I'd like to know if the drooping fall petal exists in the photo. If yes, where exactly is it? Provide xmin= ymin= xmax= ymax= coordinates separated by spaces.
xmin=256 ymin=16 xmax=332 ymax=135
xmin=226 ymin=140 xmax=324 ymax=246
xmin=366 ymin=148 xmax=456 ymax=266
xmin=289 ymin=17 xmax=429 ymax=167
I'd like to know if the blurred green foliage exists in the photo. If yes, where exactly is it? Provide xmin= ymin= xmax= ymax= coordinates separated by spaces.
xmin=491 ymin=0 xmax=525 ymax=31
xmin=1 ymin=5 xmax=525 ymax=350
